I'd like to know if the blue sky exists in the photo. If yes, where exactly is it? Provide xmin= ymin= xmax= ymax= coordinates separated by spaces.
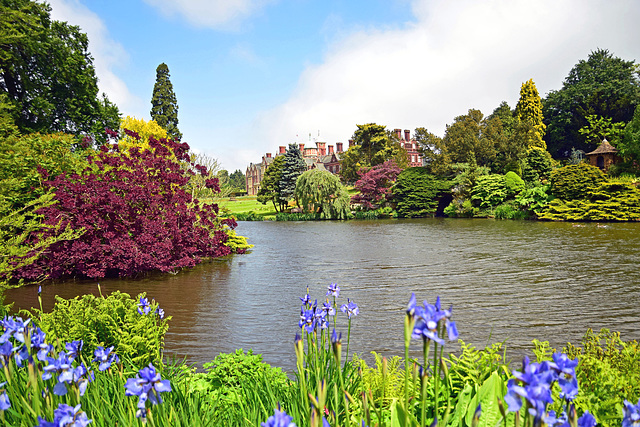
xmin=48 ymin=0 xmax=640 ymax=173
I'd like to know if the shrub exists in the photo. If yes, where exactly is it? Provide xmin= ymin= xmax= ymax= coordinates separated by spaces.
xmin=351 ymin=160 xmax=402 ymax=209
xmin=504 ymin=171 xmax=525 ymax=196
xmin=29 ymin=290 xmax=169 ymax=367
xmin=471 ymin=174 xmax=508 ymax=208
xmin=234 ymin=212 xmax=265 ymax=221
xmin=493 ymin=203 xmax=527 ymax=220
xmin=392 ymin=167 xmax=452 ymax=217
xmin=549 ymin=163 xmax=606 ymax=200
xmin=444 ymin=199 xmax=477 ymax=218
xmin=514 ymin=184 xmax=552 ymax=217
xmin=521 ymin=147 xmax=554 ymax=183
xmin=16 ymin=134 xmax=234 ymax=280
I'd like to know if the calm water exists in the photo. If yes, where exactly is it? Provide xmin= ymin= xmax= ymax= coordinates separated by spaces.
xmin=6 ymin=219 xmax=640 ymax=372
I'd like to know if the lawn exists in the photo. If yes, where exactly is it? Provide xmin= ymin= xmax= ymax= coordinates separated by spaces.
xmin=212 ymin=195 xmax=278 ymax=218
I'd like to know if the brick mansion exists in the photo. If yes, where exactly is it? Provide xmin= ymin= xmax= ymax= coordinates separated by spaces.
xmin=245 ymin=129 xmax=423 ymax=196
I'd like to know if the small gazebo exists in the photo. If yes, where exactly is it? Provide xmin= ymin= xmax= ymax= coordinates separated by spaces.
xmin=585 ymin=138 xmax=621 ymax=172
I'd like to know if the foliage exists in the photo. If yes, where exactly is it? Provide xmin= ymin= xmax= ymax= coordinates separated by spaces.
xmin=0 ymin=194 xmax=82 ymax=288
xmin=514 ymin=184 xmax=552 ymax=217
xmin=538 ymin=181 xmax=640 ymax=221
xmin=515 ymin=79 xmax=547 ymax=150
xmin=579 ymin=114 xmax=626 ymax=147
xmin=187 ymin=151 xmax=228 ymax=199
xmin=279 ymin=143 xmax=307 ymax=203
xmin=30 ymin=290 xmax=169 ymax=367
xmin=257 ymin=155 xmax=287 ymax=212
xmin=441 ymin=109 xmax=498 ymax=168
xmin=471 ymin=174 xmax=508 ymax=208
xmin=619 ymin=104 xmax=640 ymax=163
xmin=200 ymin=349 xmax=289 ymax=391
xmin=444 ymin=199 xmax=477 ymax=218
xmin=274 ymin=212 xmax=318 ymax=221
xmin=15 ymin=134 xmax=233 ymax=280
xmin=340 ymin=123 xmax=408 ymax=182
xmin=414 ymin=127 xmax=445 ymax=173
xmin=0 ymin=132 xmax=87 ymax=209
xmin=351 ymin=160 xmax=402 ymax=209
xmin=493 ymin=202 xmax=528 ymax=220
xmin=533 ymin=329 xmax=640 ymax=427
xmin=543 ymin=49 xmax=640 ymax=157
xmin=521 ymin=147 xmax=554 ymax=183
xmin=504 ymin=171 xmax=525 ymax=196
xmin=354 ymin=352 xmax=405 ymax=410
xmin=0 ymin=0 xmax=120 ymax=145
xmin=295 ymin=169 xmax=350 ymax=220
xmin=150 ymin=63 xmax=182 ymax=141
xmin=233 ymin=211 xmax=266 ymax=221
xmin=549 ymin=163 xmax=606 ymax=200
xmin=117 ymin=116 xmax=168 ymax=152
xmin=228 ymin=169 xmax=246 ymax=191
xmin=223 ymin=228 xmax=254 ymax=253
xmin=392 ymin=167 xmax=452 ymax=217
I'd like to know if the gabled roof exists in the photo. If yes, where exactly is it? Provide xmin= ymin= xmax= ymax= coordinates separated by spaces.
xmin=586 ymin=138 xmax=618 ymax=155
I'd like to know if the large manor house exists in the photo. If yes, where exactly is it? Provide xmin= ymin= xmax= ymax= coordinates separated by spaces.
xmin=245 ymin=129 xmax=424 ymax=196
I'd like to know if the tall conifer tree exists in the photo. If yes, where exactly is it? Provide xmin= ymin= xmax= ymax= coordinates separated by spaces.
xmin=150 ymin=63 xmax=182 ymax=140
xmin=515 ymin=79 xmax=546 ymax=150
xmin=279 ymin=143 xmax=308 ymax=203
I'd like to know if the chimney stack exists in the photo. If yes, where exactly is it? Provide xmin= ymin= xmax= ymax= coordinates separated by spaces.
xmin=299 ymin=143 xmax=305 ymax=153
xmin=395 ymin=128 xmax=402 ymax=140
xmin=266 ymin=153 xmax=272 ymax=158
xmin=404 ymin=130 xmax=410 ymax=142
xmin=336 ymin=142 xmax=343 ymax=152
xmin=348 ymin=139 xmax=354 ymax=148
xmin=328 ymin=145 xmax=334 ymax=154
xmin=279 ymin=146 xmax=286 ymax=154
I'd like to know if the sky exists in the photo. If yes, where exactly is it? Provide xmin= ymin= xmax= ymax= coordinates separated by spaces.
xmin=47 ymin=0 xmax=640 ymax=173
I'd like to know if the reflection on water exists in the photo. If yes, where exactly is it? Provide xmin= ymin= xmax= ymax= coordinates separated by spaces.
xmin=6 ymin=219 xmax=640 ymax=372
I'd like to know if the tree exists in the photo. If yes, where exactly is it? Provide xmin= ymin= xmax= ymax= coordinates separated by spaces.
xmin=414 ymin=127 xmax=445 ymax=172
xmin=441 ymin=109 xmax=497 ymax=167
xmin=515 ymin=79 xmax=547 ymax=150
xmin=295 ymin=169 xmax=350 ymax=220
xmin=257 ymin=155 xmax=286 ymax=212
xmin=340 ymin=123 xmax=408 ymax=182
xmin=619 ymin=105 xmax=640 ymax=165
xmin=279 ymin=143 xmax=307 ymax=203
xmin=543 ymin=49 xmax=640 ymax=157
xmin=229 ymin=170 xmax=246 ymax=191
xmin=392 ymin=167 xmax=452 ymax=217
xmin=0 ymin=0 xmax=120 ymax=144
xmin=578 ymin=114 xmax=626 ymax=146
xmin=150 ymin=63 xmax=182 ymax=141
xmin=118 ymin=116 xmax=168 ymax=151
xmin=15 ymin=134 xmax=233 ymax=280
xmin=351 ymin=160 xmax=401 ymax=210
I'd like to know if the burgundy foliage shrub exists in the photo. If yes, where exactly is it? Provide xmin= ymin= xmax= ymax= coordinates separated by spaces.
xmin=351 ymin=160 xmax=402 ymax=209
xmin=17 ymin=132 xmax=235 ymax=279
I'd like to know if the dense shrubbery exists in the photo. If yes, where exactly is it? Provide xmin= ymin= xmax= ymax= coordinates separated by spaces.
xmin=549 ymin=163 xmax=607 ymax=201
xmin=351 ymin=160 xmax=402 ymax=209
xmin=295 ymin=169 xmax=350 ymax=220
xmin=393 ymin=167 xmax=452 ymax=217
xmin=15 ymin=133 xmax=234 ymax=280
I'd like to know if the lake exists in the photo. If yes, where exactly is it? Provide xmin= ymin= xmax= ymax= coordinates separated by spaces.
xmin=6 ymin=218 xmax=640 ymax=372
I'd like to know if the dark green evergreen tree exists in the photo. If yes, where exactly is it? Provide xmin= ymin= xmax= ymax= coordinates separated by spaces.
xmin=257 ymin=155 xmax=286 ymax=212
xmin=279 ymin=144 xmax=307 ymax=203
xmin=0 ymin=0 xmax=120 ymax=145
xmin=229 ymin=169 xmax=246 ymax=191
xmin=150 ymin=63 xmax=182 ymax=141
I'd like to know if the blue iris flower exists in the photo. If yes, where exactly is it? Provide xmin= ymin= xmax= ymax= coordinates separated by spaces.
xmin=124 ymin=363 xmax=172 ymax=418
xmin=299 ymin=307 xmax=316 ymax=333
xmin=137 ymin=297 xmax=151 ymax=315
xmin=261 ymin=404 xmax=297 ymax=427
xmin=327 ymin=283 xmax=340 ymax=298
xmin=322 ymin=301 xmax=336 ymax=316
xmin=340 ymin=299 xmax=359 ymax=319
xmin=578 ymin=411 xmax=597 ymax=427
xmin=65 ymin=340 xmax=83 ymax=361
xmin=36 ymin=403 xmax=92 ymax=427
xmin=93 ymin=346 xmax=120 ymax=371
xmin=0 ymin=382 xmax=10 ymax=411
xmin=623 ymin=398 xmax=640 ymax=427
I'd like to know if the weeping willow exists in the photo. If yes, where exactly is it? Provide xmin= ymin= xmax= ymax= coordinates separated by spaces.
xmin=295 ymin=169 xmax=350 ymax=220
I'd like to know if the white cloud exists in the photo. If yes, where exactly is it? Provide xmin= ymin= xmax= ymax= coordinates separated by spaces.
xmin=47 ymin=0 xmax=144 ymax=117
xmin=142 ymin=0 xmax=275 ymax=30
xmin=254 ymin=0 xmax=640 ymax=151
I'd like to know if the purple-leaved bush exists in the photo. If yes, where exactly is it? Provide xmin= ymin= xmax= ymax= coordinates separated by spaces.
xmin=17 ymin=131 xmax=235 ymax=279
xmin=351 ymin=160 xmax=402 ymax=209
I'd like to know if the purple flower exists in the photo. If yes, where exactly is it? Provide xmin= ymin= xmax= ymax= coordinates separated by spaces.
xmin=340 ymin=299 xmax=359 ymax=319
xmin=156 ymin=307 xmax=165 ymax=319
xmin=578 ymin=411 xmax=597 ymax=427
xmin=0 ymin=382 xmax=9 ymax=411
xmin=327 ymin=283 xmax=340 ymax=298
xmin=36 ymin=403 xmax=92 ymax=427
xmin=261 ymin=404 xmax=297 ymax=427
xmin=623 ymin=398 xmax=640 ymax=427
xmin=137 ymin=297 xmax=151 ymax=315
xmin=321 ymin=301 xmax=336 ymax=316
xmin=299 ymin=308 xmax=316 ymax=333
xmin=31 ymin=327 xmax=53 ymax=361
xmin=300 ymin=293 xmax=311 ymax=307
xmin=65 ymin=340 xmax=83 ymax=361
xmin=124 ymin=363 xmax=171 ymax=418
xmin=551 ymin=352 xmax=578 ymax=377
xmin=93 ymin=346 xmax=120 ymax=371
xmin=411 ymin=300 xmax=444 ymax=345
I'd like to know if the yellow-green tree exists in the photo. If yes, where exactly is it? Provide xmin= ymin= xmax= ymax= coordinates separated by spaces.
xmin=118 ymin=116 xmax=168 ymax=151
xmin=515 ymin=79 xmax=546 ymax=150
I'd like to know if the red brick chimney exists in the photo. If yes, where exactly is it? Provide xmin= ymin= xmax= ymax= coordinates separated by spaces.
xmin=318 ymin=142 xmax=326 ymax=156
xmin=404 ymin=129 xmax=410 ymax=142
xmin=299 ymin=143 xmax=305 ymax=153
xmin=328 ymin=145 xmax=334 ymax=154
xmin=348 ymin=139 xmax=354 ymax=148
xmin=279 ymin=146 xmax=286 ymax=154
xmin=395 ymin=128 xmax=402 ymax=140
xmin=336 ymin=142 xmax=343 ymax=152
xmin=266 ymin=153 xmax=272 ymax=158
